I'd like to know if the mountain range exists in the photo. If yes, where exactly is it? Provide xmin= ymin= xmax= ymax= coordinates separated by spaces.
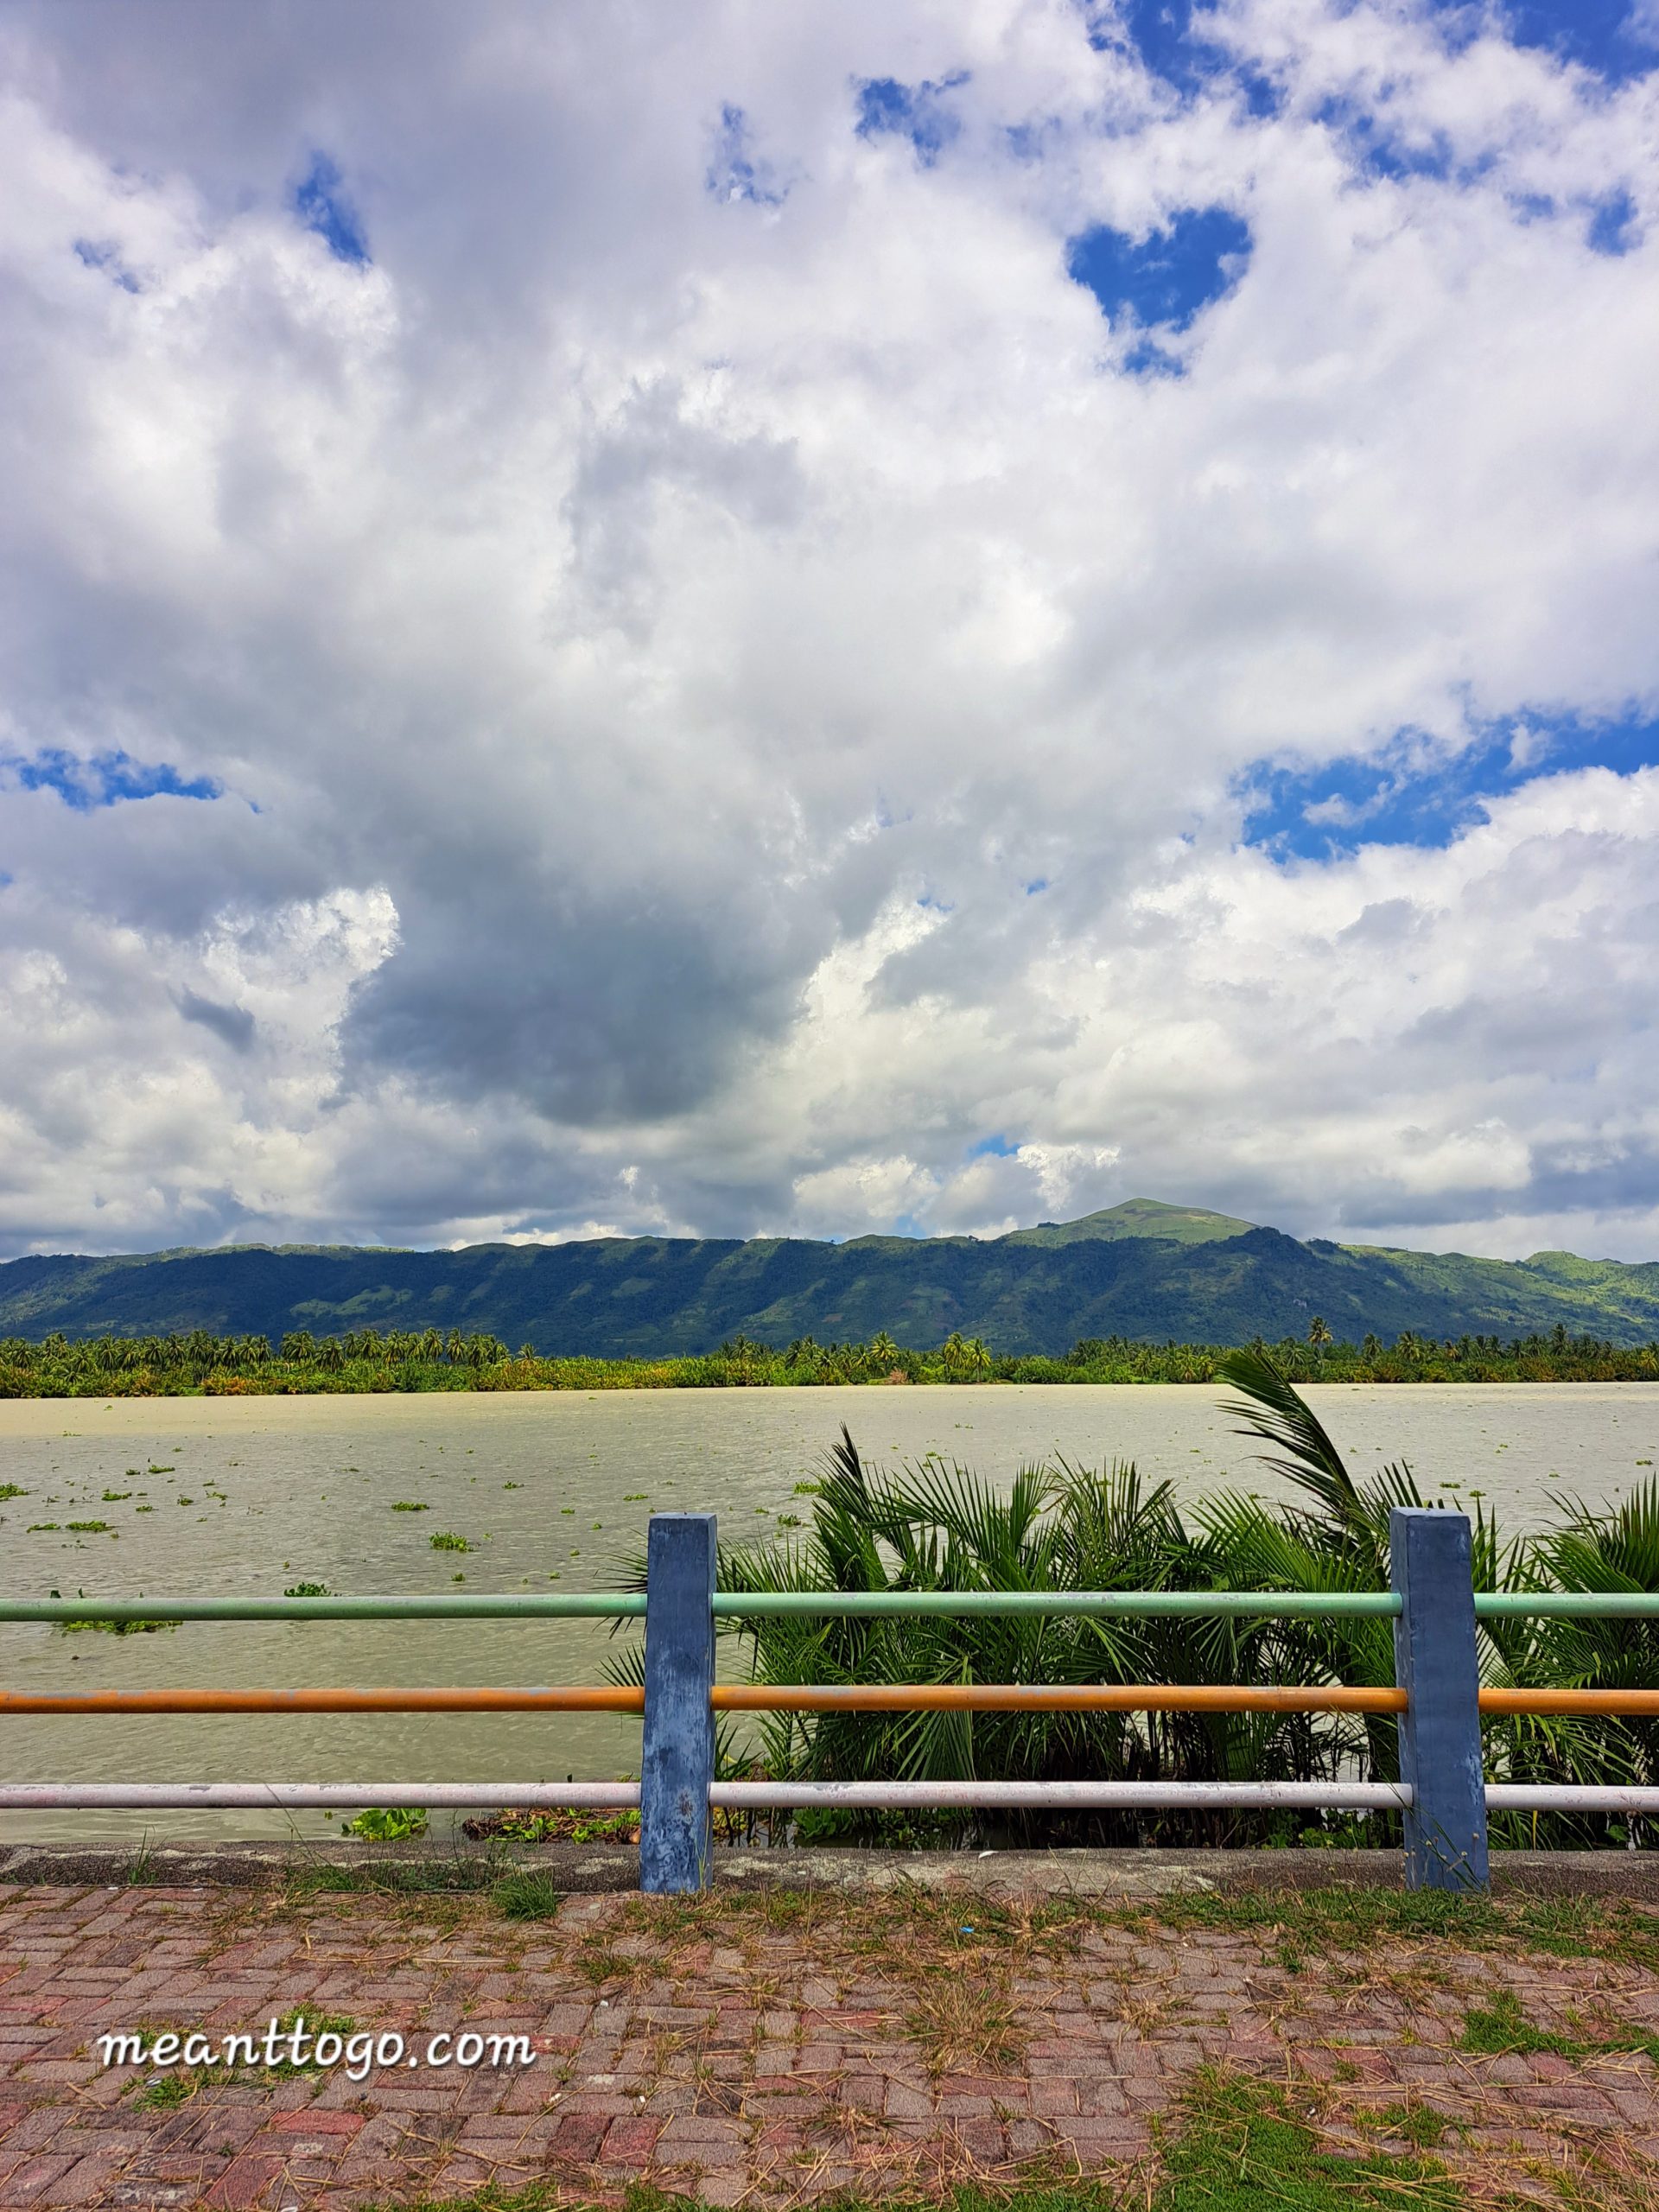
xmin=3 ymin=1198 xmax=1659 ymax=1355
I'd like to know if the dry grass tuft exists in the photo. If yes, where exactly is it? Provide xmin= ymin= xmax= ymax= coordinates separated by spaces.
xmin=904 ymin=1975 xmax=1027 ymax=2077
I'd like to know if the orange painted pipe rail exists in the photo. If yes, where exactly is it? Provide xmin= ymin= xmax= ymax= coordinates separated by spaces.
xmin=1478 ymin=1689 xmax=1659 ymax=1716
xmin=709 ymin=1684 xmax=1408 ymax=1713
xmin=7 ymin=1683 xmax=1656 ymax=1720
xmin=0 ymin=1688 xmax=644 ymax=1716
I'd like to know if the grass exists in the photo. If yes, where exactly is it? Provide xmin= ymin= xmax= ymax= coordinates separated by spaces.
xmin=359 ymin=2189 xmax=1122 ymax=2212
xmin=124 ymin=2008 xmax=360 ymax=2110
xmin=613 ymin=1877 xmax=1101 ymax=1979
xmin=278 ymin=1855 xmax=501 ymax=1904
xmin=903 ymin=1976 xmax=1027 ymax=2076
xmin=1459 ymin=1986 xmax=1659 ymax=2063
xmin=131 ymin=2073 xmax=193 ymax=2110
xmin=347 ymin=2074 xmax=1505 ymax=2210
xmin=492 ymin=1870 xmax=564 ymax=1921
xmin=1154 ymin=2068 xmax=1468 ymax=2209
xmin=1127 ymin=1884 xmax=1659 ymax=1973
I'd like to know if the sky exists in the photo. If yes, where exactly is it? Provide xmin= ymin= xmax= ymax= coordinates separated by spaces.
xmin=1 ymin=0 xmax=1657 ymax=1266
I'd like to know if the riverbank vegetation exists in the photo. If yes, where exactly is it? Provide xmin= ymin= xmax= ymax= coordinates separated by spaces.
xmin=3 ymin=1322 xmax=1658 ymax=1395
xmin=685 ymin=1351 xmax=1659 ymax=1853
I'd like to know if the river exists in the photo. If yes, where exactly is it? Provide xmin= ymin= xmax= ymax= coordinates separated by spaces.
xmin=2 ymin=1383 xmax=1656 ymax=1840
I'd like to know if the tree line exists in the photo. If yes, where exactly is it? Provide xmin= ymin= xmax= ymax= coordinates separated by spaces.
xmin=1 ymin=1318 xmax=1656 ymax=1396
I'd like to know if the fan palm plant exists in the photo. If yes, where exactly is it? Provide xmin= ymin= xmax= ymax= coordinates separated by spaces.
xmin=607 ymin=1351 xmax=1658 ymax=1849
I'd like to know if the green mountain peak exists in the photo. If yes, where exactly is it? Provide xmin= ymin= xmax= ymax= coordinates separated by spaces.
xmin=1005 ymin=1198 xmax=1257 ymax=1248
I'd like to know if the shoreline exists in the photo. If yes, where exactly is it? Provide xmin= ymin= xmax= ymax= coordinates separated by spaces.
xmin=8 ymin=1371 xmax=1659 ymax=1397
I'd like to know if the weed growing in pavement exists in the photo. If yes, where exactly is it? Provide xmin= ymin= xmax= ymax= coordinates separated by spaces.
xmin=904 ymin=1977 xmax=1027 ymax=2077
xmin=278 ymin=1855 xmax=499 ymax=1905
xmin=1363 ymin=2101 xmax=1458 ymax=2151
xmin=1123 ymin=1885 xmax=1659 ymax=1974
xmin=1154 ymin=2066 xmax=1468 ymax=2209
xmin=132 ymin=2073 xmax=193 ymax=2110
xmin=1459 ymin=1986 xmax=1659 ymax=2063
xmin=492 ymin=1871 xmax=563 ymax=1922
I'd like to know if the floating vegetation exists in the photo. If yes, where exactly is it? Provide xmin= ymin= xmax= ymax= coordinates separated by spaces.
xmin=342 ymin=1806 xmax=427 ymax=1840
xmin=466 ymin=1804 xmax=638 ymax=1846
xmin=0 ymin=1484 xmax=29 ymax=1500
xmin=391 ymin=1501 xmax=429 ymax=1512
xmin=65 ymin=1519 xmax=112 ymax=1533
xmin=429 ymin=1531 xmax=472 ymax=1551
xmin=59 ymin=1618 xmax=181 ymax=1637
xmin=101 ymin=1490 xmax=131 ymax=1502
xmin=282 ymin=1580 xmax=332 ymax=1598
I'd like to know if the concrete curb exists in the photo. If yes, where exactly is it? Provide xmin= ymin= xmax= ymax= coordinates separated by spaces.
xmin=3 ymin=1840 xmax=1658 ymax=1897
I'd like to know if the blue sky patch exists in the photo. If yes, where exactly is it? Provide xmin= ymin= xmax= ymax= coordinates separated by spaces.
xmin=6 ymin=748 xmax=221 ymax=812
xmin=1088 ymin=0 xmax=1281 ymax=115
xmin=1066 ymin=207 xmax=1251 ymax=339
xmin=969 ymin=1133 xmax=1018 ymax=1159
xmin=1427 ymin=0 xmax=1658 ymax=85
xmin=293 ymin=154 xmax=370 ymax=265
xmin=1122 ymin=336 xmax=1185 ymax=378
xmin=1588 ymin=188 xmax=1640 ymax=255
xmin=1314 ymin=98 xmax=1459 ymax=183
xmin=73 ymin=238 xmax=139 ymax=293
xmin=1241 ymin=710 xmax=1659 ymax=861
xmin=706 ymin=105 xmax=786 ymax=207
xmin=1097 ymin=0 xmax=1654 ymax=100
xmin=854 ymin=73 xmax=968 ymax=166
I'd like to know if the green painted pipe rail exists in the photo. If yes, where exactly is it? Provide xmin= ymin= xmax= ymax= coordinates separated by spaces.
xmin=0 ymin=1595 xmax=645 ymax=1624
xmin=1 ymin=1591 xmax=1655 ymax=1626
xmin=1473 ymin=1592 xmax=1659 ymax=1619
xmin=709 ymin=1590 xmax=1402 ymax=1618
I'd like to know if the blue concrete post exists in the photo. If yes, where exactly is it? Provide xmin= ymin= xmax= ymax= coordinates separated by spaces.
xmin=639 ymin=1512 xmax=716 ymax=1893
xmin=1389 ymin=1507 xmax=1489 ymax=1891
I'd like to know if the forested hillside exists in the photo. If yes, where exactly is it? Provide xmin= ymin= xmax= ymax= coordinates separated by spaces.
xmin=5 ymin=1199 xmax=1659 ymax=1355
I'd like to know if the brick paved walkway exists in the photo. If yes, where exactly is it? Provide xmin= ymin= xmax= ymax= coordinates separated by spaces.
xmin=2 ymin=1876 xmax=1658 ymax=2208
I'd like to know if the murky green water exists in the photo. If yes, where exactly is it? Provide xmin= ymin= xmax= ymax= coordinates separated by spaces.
xmin=2 ymin=1383 xmax=1655 ymax=1840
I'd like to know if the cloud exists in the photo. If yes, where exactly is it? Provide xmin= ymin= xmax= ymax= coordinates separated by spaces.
xmin=176 ymin=988 xmax=257 ymax=1053
xmin=0 ymin=0 xmax=1657 ymax=1262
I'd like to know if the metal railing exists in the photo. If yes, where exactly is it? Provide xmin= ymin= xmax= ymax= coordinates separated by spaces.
xmin=3 ymin=1505 xmax=1658 ymax=1892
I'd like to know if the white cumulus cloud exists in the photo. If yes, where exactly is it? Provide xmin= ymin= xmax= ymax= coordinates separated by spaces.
xmin=0 ymin=0 xmax=1656 ymax=1260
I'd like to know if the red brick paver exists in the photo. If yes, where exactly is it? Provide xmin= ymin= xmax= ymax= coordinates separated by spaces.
xmin=0 ymin=1878 xmax=1656 ymax=2205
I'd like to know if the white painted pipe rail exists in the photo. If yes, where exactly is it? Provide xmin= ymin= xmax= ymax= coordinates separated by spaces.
xmin=10 ymin=1779 xmax=1655 ymax=1815
xmin=710 ymin=1780 xmax=1413 ymax=1811
xmin=1485 ymin=1785 xmax=1659 ymax=1813
xmin=0 ymin=1783 xmax=639 ymax=1811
